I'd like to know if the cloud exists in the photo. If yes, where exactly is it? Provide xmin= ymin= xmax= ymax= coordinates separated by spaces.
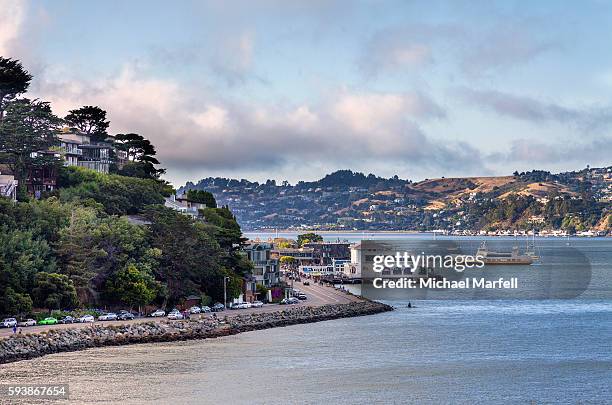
xmin=492 ymin=137 xmax=612 ymax=166
xmin=460 ymin=29 xmax=556 ymax=76
xmin=460 ymin=88 xmax=612 ymax=131
xmin=359 ymin=24 xmax=460 ymax=76
xmin=0 ymin=0 xmax=26 ymax=55
xmin=31 ymin=64 xmax=487 ymax=184
xmin=209 ymin=32 xmax=258 ymax=86
xmin=360 ymin=22 xmax=555 ymax=77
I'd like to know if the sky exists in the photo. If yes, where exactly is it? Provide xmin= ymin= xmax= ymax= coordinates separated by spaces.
xmin=1 ymin=0 xmax=611 ymax=186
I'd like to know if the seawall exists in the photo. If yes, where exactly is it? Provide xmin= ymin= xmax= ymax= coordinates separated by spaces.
xmin=0 ymin=301 xmax=392 ymax=365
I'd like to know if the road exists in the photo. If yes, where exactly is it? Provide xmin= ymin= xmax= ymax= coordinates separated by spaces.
xmin=0 ymin=281 xmax=360 ymax=338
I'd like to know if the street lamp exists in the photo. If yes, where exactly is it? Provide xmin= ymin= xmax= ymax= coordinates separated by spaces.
xmin=223 ymin=276 xmax=230 ymax=309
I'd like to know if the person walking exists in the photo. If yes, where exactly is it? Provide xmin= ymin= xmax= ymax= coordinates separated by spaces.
xmin=12 ymin=324 xmax=17 ymax=334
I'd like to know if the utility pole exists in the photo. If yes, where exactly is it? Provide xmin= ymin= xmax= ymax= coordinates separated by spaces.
xmin=223 ymin=276 xmax=229 ymax=309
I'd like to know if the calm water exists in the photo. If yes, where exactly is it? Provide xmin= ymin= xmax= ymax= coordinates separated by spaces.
xmin=1 ymin=237 xmax=611 ymax=404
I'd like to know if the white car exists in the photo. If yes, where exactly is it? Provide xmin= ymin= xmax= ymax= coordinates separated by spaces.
xmin=167 ymin=311 xmax=184 ymax=320
xmin=150 ymin=309 xmax=165 ymax=317
xmin=98 ymin=313 xmax=118 ymax=321
xmin=200 ymin=306 xmax=211 ymax=313
xmin=18 ymin=319 xmax=37 ymax=327
xmin=78 ymin=315 xmax=95 ymax=323
xmin=251 ymin=301 xmax=264 ymax=308
xmin=2 ymin=318 xmax=17 ymax=328
xmin=189 ymin=306 xmax=201 ymax=314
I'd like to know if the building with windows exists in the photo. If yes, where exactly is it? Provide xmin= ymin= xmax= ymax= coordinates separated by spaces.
xmin=0 ymin=172 xmax=18 ymax=202
xmin=58 ymin=132 xmax=112 ymax=174
xmin=303 ymin=241 xmax=350 ymax=264
xmin=164 ymin=194 xmax=207 ymax=218
xmin=244 ymin=242 xmax=280 ymax=287
xmin=270 ymin=247 xmax=315 ymax=265
xmin=25 ymin=150 xmax=61 ymax=197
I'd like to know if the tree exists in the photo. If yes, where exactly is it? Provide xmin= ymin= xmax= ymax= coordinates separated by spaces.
xmin=114 ymin=133 xmax=165 ymax=179
xmin=55 ymin=206 xmax=106 ymax=293
xmin=297 ymin=232 xmax=323 ymax=246
xmin=144 ymin=207 xmax=222 ymax=306
xmin=0 ymin=99 xmax=62 ymax=184
xmin=105 ymin=263 xmax=160 ymax=311
xmin=256 ymin=284 xmax=269 ymax=300
xmin=187 ymin=189 xmax=217 ymax=208
xmin=279 ymin=256 xmax=296 ymax=267
xmin=0 ymin=57 xmax=32 ymax=121
xmin=32 ymin=272 xmax=78 ymax=312
xmin=0 ymin=229 xmax=57 ymax=294
xmin=64 ymin=106 xmax=110 ymax=143
xmin=0 ymin=287 xmax=33 ymax=317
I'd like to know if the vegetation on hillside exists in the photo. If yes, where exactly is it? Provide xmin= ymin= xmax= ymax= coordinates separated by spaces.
xmin=0 ymin=56 xmax=250 ymax=317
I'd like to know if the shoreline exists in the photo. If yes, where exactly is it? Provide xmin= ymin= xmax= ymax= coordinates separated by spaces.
xmin=244 ymin=230 xmax=610 ymax=238
xmin=0 ymin=300 xmax=392 ymax=365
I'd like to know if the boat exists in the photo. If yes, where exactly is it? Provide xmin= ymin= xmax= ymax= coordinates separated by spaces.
xmin=475 ymin=241 xmax=537 ymax=265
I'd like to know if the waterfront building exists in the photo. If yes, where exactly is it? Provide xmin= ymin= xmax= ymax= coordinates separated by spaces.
xmin=302 ymin=241 xmax=350 ymax=265
xmin=342 ymin=243 xmax=362 ymax=279
xmin=270 ymin=247 xmax=315 ymax=265
xmin=243 ymin=242 xmax=280 ymax=288
xmin=332 ymin=258 xmax=351 ymax=277
xmin=299 ymin=265 xmax=335 ymax=278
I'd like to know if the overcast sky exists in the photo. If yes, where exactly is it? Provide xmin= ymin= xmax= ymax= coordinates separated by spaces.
xmin=1 ymin=0 xmax=611 ymax=186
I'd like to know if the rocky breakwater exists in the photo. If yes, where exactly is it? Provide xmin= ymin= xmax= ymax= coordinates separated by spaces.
xmin=0 ymin=300 xmax=392 ymax=365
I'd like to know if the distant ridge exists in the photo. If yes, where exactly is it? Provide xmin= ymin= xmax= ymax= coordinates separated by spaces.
xmin=179 ymin=167 xmax=612 ymax=233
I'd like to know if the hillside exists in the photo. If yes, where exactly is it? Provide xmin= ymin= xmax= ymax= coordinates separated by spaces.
xmin=180 ymin=167 xmax=612 ymax=233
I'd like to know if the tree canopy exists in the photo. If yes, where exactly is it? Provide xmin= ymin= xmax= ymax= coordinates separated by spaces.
xmin=186 ymin=189 xmax=217 ymax=208
xmin=64 ymin=106 xmax=110 ymax=143
xmin=0 ymin=57 xmax=32 ymax=120
xmin=297 ymin=232 xmax=323 ymax=246
xmin=0 ymin=98 xmax=62 ymax=182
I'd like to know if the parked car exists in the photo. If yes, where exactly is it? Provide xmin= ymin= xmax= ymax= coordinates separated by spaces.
xmin=2 ymin=318 xmax=18 ymax=328
xmin=78 ymin=315 xmax=95 ymax=323
xmin=117 ymin=311 xmax=135 ymax=320
xmin=297 ymin=294 xmax=307 ymax=300
xmin=167 ymin=311 xmax=184 ymax=320
xmin=150 ymin=309 xmax=166 ymax=317
xmin=288 ymin=297 xmax=299 ymax=304
xmin=98 ymin=313 xmax=118 ymax=321
xmin=200 ymin=306 xmax=211 ymax=313
xmin=211 ymin=303 xmax=225 ymax=312
xmin=38 ymin=317 xmax=58 ymax=325
xmin=18 ymin=319 xmax=37 ymax=327
xmin=251 ymin=301 xmax=264 ymax=308
xmin=58 ymin=316 xmax=75 ymax=324
xmin=189 ymin=306 xmax=201 ymax=314
xmin=303 ymin=280 xmax=310 ymax=286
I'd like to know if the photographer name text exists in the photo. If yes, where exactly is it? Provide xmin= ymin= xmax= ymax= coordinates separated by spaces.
xmin=373 ymin=277 xmax=518 ymax=289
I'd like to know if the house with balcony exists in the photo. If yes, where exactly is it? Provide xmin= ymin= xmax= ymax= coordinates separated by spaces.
xmin=58 ymin=132 xmax=112 ymax=174
xmin=26 ymin=150 xmax=61 ymax=197
xmin=164 ymin=194 xmax=207 ymax=218
xmin=244 ymin=242 xmax=280 ymax=288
